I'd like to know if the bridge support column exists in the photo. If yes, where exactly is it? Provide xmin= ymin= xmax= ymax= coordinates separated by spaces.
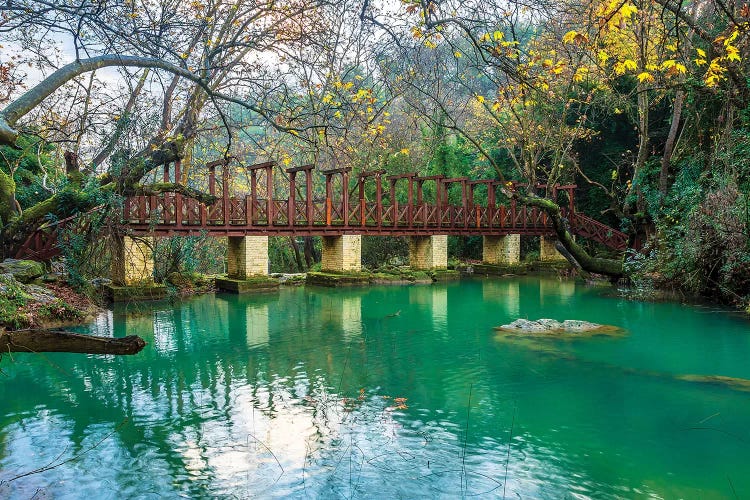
xmin=321 ymin=235 xmax=361 ymax=272
xmin=227 ymin=236 xmax=269 ymax=278
xmin=539 ymin=236 xmax=567 ymax=262
xmin=408 ymin=235 xmax=447 ymax=270
xmin=482 ymin=235 xmax=520 ymax=264
xmin=111 ymin=235 xmax=154 ymax=285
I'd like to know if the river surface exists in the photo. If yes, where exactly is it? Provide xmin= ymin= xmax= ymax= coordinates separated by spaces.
xmin=1 ymin=277 xmax=750 ymax=498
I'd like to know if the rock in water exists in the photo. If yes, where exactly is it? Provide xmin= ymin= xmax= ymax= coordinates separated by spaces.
xmin=494 ymin=318 xmax=623 ymax=337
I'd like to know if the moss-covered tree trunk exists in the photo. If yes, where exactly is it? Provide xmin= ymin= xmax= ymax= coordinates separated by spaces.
xmin=513 ymin=191 xmax=625 ymax=277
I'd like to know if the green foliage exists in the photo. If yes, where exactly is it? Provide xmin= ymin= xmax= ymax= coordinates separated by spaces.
xmin=154 ymin=234 xmax=225 ymax=281
xmin=269 ymin=236 xmax=308 ymax=273
xmin=362 ymin=236 xmax=408 ymax=268
xmin=0 ymin=134 xmax=60 ymax=211
xmin=628 ymin=150 xmax=750 ymax=304
xmin=447 ymin=236 xmax=482 ymax=260
xmin=57 ymin=186 xmax=122 ymax=290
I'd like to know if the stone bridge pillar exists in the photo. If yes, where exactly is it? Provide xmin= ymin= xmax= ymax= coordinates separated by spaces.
xmin=111 ymin=235 xmax=154 ymax=285
xmin=408 ymin=235 xmax=448 ymax=270
xmin=321 ymin=235 xmax=361 ymax=272
xmin=540 ymin=236 xmax=567 ymax=261
xmin=482 ymin=235 xmax=520 ymax=264
xmin=227 ymin=236 xmax=269 ymax=277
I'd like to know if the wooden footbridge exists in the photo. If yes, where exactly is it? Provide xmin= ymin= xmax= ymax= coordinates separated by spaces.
xmin=122 ymin=159 xmax=627 ymax=245
xmin=13 ymin=159 xmax=628 ymax=269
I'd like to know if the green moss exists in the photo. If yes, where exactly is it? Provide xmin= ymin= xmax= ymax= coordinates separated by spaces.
xmin=473 ymin=263 xmax=530 ymax=276
xmin=306 ymin=271 xmax=372 ymax=287
xmin=0 ymin=276 xmax=31 ymax=329
xmin=430 ymin=269 xmax=461 ymax=281
xmin=0 ymin=169 xmax=16 ymax=225
xmin=370 ymin=266 xmax=432 ymax=283
xmin=166 ymin=272 xmax=216 ymax=294
xmin=106 ymin=284 xmax=168 ymax=302
xmin=215 ymin=276 xmax=279 ymax=293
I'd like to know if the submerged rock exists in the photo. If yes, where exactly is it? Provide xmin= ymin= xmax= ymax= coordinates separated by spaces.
xmin=494 ymin=318 xmax=623 ymax=337
xmin=676 ymin=374 xmax=750 ymax=392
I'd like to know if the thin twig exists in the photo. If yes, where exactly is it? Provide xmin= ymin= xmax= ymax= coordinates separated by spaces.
xmin=462 ymin=383 xmax=473 ymax=494
xmin=4 ymin=418 xmax=129 ymax=483
xmin=503 ymin=404 xmax=517 ymax=499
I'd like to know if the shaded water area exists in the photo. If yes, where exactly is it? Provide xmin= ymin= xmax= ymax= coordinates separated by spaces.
xmin=2 ymin=277 xmax=750 ymax=498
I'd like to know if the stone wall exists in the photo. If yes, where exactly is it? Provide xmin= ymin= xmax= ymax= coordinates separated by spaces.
xmin=539 ymin=236 xmax=567 ymax=261
xmin=111 ymin=235 xmax=154 ymax=285
xmin=482 ymin=234 xmax=520 ymax=264
xmin=409 ymin=235 xmax=448 ymax=270
xmin=321 ymin=235 xmax=362 ymax=272
xmin=227 ymin=236 xmax=269 ymax=278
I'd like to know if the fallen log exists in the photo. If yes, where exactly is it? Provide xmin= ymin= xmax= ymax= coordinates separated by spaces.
xmin=0 ymin=330 xmax=146 ymax=355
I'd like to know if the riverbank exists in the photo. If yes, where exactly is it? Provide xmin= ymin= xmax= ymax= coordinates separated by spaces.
xmin=3 ymin=257 xmax=748 ymax=336
xmin=0 ymin=270 xmax=100 ymax=332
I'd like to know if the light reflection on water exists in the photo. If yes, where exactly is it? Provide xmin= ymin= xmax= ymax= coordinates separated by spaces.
xmin=1 ymin=277 xmax=749 ymax=498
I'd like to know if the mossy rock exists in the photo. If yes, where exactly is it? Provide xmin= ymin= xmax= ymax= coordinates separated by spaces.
xmin=1 ymin=274 xmax=93 ymax=329
xmin=494 ymin=319 xmax=625 ymax=338
xmin=0 ymin=259 xmax=45 ymax=283
xmin=528 ymin=261 xmax=573 ymax=273
xmin=430 ymin=269 xmax=461 ymax=281
xmin=473 ymin=263 xmax=530 ymax=276
xmin=215 ymin=276 xmax=279 ymax=293
xmin=106 ymin=284 xmax=168 ymax=302
xmin=306 ymin=271 xmax=372 ymax=287
xmin=370 ymin=267 xmax=432 ymax=284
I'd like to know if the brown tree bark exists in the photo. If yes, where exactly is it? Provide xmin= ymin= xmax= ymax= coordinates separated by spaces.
xmin=0 ymin=330 xmax=146 ymax=355
xmin=659 ymin=90 xmax=685 ymax=197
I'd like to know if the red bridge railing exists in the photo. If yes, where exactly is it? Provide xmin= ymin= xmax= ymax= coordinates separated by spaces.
xmin=13 ymin=158 xmax=631 ymax=259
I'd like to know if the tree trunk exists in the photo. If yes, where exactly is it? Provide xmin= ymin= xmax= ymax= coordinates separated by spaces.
xmin=513 ymin=192 xmax=624 ymax=277
xmin=288 ymin=235 xmax=304 ymax=271
xmin=0 ymin=330 xmax=146 ymax=355
xmin=303 ymin=236 xmax=318 ymax=268
xmin=659 ymin=90 xmax=685 ymax=197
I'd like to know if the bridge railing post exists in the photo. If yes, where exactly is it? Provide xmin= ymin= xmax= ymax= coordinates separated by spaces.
xmin=266 ymin=164 xmax=274 ymax=226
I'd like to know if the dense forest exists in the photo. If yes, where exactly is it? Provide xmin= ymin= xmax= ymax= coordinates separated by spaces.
xmin=0 ymin=0 xmax=748 ymax=309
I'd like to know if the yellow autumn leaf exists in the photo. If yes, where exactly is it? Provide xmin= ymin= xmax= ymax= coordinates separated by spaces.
xmin=562 ymin=30 xmax=578 ymax=44
xmin=623 ymin=59 xmax=637 ymax=71
xmin=475 ymin=94 xmax=485 ymax=104
xmin=493 ymin=30 xmax=504 ymax=41
xmin=637 ymin=72 xmax=653 ymax=83
xmin=696 ymin=48 xmax=706 ymax=58
xmin=454 ymin=51 xmax=462 ymax=58
xmin=726 ymin=46 xmax=741 ymax=62
xmin=620 ymin=3 xmax=637 ymax=18
xmin=725 ymin=29 xmax=739 ymax=46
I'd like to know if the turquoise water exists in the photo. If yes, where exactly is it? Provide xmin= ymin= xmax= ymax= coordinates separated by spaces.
xmin=1 ymin=278 xmax=749 ymax=498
